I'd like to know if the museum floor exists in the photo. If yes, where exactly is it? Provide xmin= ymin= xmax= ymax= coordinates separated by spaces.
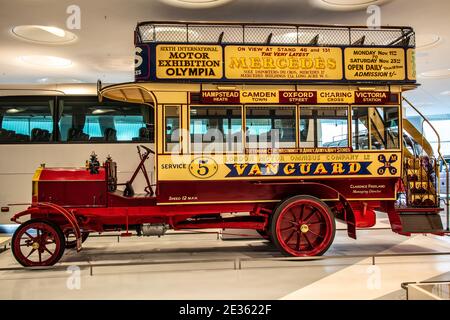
xmin=0 ymin=213 xmax=449 ymax=300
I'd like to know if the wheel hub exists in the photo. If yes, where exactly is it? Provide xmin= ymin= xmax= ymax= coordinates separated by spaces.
xmin=31 ymin=242 xmax=40 ymax=250
xmin=300 ymin=224 xmax=309 ymax=233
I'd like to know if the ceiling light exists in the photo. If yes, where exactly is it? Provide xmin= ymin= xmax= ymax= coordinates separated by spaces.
xmin=416 ymin=34 xmax=442 ymax=50
xmin=92 ymin=109 xmax=115 ymax=115
xmin=12 ymin=25 xmax=77 ymax=44
xmin=309 ymin=0 xmax=391 ymax=11
xmin=6 ymin=108 xmax=25 ymax=114
xmin=37 ymin=78 xmax=84 ymax=84
xmin=37 ymin=26 xmax=65 ymax=37
xmin=62 ymin=87 xmax=93 ymax=95
xmin=19 ymin=55 xmax=72 ymax=68
xmin=419 ymin=69 xmax=450 ymax=79
xmin=158 ymin=0 xmax=234 ymax=8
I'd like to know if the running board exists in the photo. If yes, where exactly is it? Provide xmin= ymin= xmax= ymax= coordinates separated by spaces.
xmin=399 ymin=213 xmax=444 ymax=233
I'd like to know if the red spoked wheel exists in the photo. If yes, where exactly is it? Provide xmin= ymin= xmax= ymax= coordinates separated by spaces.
xmin=12 ymin=219 xmax=66 ymax=267
xmin=271 ymin=195 xmax=335 ymax=257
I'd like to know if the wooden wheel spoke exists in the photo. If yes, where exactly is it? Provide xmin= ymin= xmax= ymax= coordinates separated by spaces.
xmin=296 ymin=233 xmax=301 ymax=251
xmin=24 ymin=232 xmax=35 ymax=241
xmin=284 ymin=230 xmax=296 ymax=243
xmin=303 ymin=208 xmax=318 ymax=224
xmin=40 ymin=232 xmax=50 ymax=243
xmin=298 ymin=204 xmax=305 ymax=223
xmin=25 ymin=248 xmax=36 ymax=259
xmin=42 ymin=245 xmax=54 ymax=256
xmin=280 ymin=226 xmax=295 ymax=232
xmin=303 ymin=233 xmax=313 ymax=249
xmin=289 ymin=209 xmax=297 ymax=222
xmin=308 ymin=229 xmax=324 ymax=238
xmin=38 ymin=250 xmax=42 ymax=263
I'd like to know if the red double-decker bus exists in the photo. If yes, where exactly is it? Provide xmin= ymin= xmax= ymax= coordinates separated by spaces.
xmin=9 ymin=21 xmax=449 ymax=267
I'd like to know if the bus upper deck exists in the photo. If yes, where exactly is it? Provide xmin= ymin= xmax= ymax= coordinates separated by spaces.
xmin=132 ymin=21 xmax=416 ymax=85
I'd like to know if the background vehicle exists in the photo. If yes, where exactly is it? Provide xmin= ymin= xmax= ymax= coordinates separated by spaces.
xmin=0 ymin=84 xmax=155 ymax=225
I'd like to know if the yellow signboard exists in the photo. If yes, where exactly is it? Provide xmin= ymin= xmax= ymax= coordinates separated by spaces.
xmin=345 ymin=48 xmax=406 ymax=81
xmin=157 ymin=152 xmax=401 ymax=181
xmin=224 ymin=46 xmax=343 ymax=80
xmin=317 ymin=90 xmax=355 ymax=104
xmin=155 ymin=44 xmax=223 ymax=79
xmin=240 ymin=90 xmax=279 ymax=103
xmin=407 ymin=49 xmax=416 ymax=80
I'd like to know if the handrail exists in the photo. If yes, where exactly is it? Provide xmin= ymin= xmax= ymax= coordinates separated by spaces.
xmin=401 ymin=280 xmax=450 ymax=291
xmin=403 ymin=97 xmax=449 ymax=231
xmin=137 ymin=20 xmax=415 ymax=30
xmin=135 ymin=21 xmax=415 ymax=48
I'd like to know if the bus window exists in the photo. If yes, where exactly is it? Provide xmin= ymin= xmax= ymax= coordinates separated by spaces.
xmin=352 ymin=107 xmax=370 ymax=150
xmin=352 ymin=106 xmax=399 ymax=150
xmin=245 ymin=106 xmax=296 ymax=149
xmin=0 ymin=96 xmax=54 ymax=143
xmin=371 ymin=107 xmax=399 ymax=150
xmin=58 ymin=97 xmax=151 ymax=142
xmin=299 ymin=106 xmax=348 ymax=148
xmin=190 ymin=106 xmax=242 ymax=153
xmin=164 ymin=106 xmax=181 ymax=153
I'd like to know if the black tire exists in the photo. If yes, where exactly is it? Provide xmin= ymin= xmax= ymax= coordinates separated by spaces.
xmin=65 ymin=231 xmax=90 ymax=249
xmin=12 ymin=219 xmax=66 ymax=267
xmin=270 ymin=195 xmax=336 ymax=257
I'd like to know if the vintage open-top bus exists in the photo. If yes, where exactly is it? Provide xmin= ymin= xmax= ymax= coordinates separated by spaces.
xmin=9 ymin=21 xmax=450 ymax=267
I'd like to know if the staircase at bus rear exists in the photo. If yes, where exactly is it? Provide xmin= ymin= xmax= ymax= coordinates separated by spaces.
xmin=396 ymin=156 xmax=445 ymax=234
xmin=405 ymin=156 xmax=438 ymax=207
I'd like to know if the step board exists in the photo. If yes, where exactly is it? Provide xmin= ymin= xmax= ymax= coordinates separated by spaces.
xmin=410 ymin=193 xmax=437 ymax=203
xmin=409 ymin=181 xmax=431 ymax=189
xmin=399 ymin=213 xmax=444 ymax=233
xmin=407 ymin=168 xmax=429 ymax=177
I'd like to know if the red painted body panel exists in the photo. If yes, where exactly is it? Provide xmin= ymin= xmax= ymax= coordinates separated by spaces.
xmin=157 ymin=178 xmax=397 ymax=204
xmin=39 ymin=168 xmax=106 ymax=181
xmin=37 ymin=167 xmax=107 ymax=207
xmin=30 ymin=166 xmax=392 ymax=233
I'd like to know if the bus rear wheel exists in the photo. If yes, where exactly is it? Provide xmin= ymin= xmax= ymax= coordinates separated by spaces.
xmin=12 ymin=219 xmax=65 ymax=267
xmin=271 ymin=195 xmax=335 ymax=257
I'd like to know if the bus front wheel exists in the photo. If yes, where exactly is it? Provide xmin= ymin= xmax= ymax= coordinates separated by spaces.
xmin=12 ymin=219 xmax=66 ymax=267
xmin=271 ymin=195 xmax=335 ymax=257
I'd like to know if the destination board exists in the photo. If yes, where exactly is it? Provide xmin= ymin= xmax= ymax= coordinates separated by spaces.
xmin=191 ymin=90 xmax=395 ymax=105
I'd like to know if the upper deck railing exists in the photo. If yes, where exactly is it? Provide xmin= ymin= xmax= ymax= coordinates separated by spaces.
xmin=135 ymin=21 xmax=415 ymax=48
